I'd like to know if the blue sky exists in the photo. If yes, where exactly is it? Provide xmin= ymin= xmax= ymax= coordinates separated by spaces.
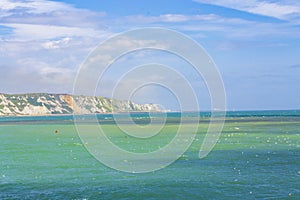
xmin=0 ymin=0 xmax=300 ymax=110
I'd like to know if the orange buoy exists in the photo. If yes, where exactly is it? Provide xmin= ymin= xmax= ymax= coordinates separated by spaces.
xmin=54 ymin=130 xmax=59 ymax=134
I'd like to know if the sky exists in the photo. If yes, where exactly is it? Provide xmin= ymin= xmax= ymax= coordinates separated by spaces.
xmin=0 ymin=0 xmax=300 ymax=111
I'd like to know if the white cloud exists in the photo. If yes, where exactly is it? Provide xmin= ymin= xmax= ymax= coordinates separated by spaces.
xmin=122 ymin=13 xmax=289 ymax=40
xmin=1 ymin=23 xmax=105 ymax=41
xmin=125 ymin=14 xmax=220 ymax=23
xmin=0 ymin=57 xmax=76 ymax=94
xmin=194 ymin=0 xmax=300 ymax=20
xmin=121 ymin=11 xmax=300 ymax=41
xmin=0 ymin=0 xmax=110 ymax=90
xmin=0 ymin=0 xmax=72 ymax=13
xmin=42 ymin=37 xmax=71 ymax=49
xmin=0 ymin=0 xmax=108 ymax=41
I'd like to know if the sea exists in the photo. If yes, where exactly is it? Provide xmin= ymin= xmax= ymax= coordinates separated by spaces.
xmin=0 ymin=110 xmax=299 ymax=199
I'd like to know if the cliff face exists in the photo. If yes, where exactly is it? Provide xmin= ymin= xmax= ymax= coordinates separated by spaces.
xmin=0 ymin=93 xmax=161 ymax=116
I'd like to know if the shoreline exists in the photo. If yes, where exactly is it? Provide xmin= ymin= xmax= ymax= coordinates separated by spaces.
xmin=0 ymin=111 xmax=167 ymax=118
xmin=0 ymin=109 xmax=300 ymax=118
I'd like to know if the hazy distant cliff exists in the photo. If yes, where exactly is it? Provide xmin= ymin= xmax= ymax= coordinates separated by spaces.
xmin=0 ymin=93 xmax=161 ymax=116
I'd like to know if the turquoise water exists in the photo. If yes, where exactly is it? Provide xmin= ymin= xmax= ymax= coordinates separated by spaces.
xmin=0 ymin=111 xmax=299 ymax=199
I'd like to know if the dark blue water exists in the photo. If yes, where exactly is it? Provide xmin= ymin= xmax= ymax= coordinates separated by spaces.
xmin=1 ymin=110 xmax=299 ymax=124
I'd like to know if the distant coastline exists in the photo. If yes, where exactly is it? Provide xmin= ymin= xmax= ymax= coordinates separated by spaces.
xmin=0 ymin=93 xmax=162 ymax=116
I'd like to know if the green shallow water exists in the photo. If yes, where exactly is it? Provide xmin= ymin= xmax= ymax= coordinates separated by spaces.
xmin=0 ymin=114 xmax=300 ymax=199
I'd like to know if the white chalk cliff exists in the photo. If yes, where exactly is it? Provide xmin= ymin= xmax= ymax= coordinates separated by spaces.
xmin=0 ymin=93 xmax=161 ymax=116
